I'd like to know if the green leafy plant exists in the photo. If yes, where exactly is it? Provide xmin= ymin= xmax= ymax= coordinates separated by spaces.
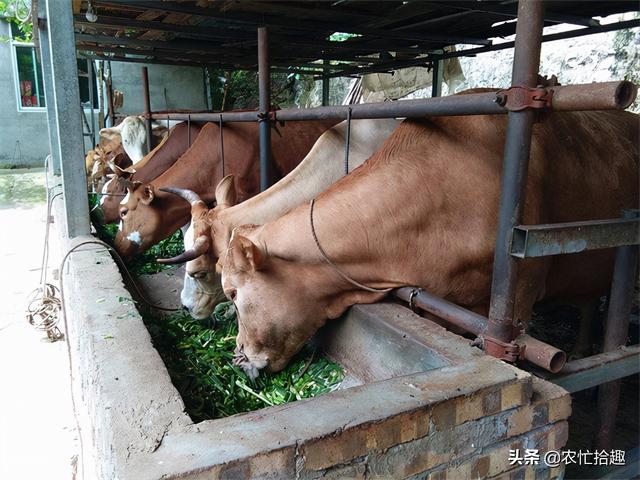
xmin=144 ymin=302 xmax=344 ymax=421
xmin=0 ymin=0 xmax=33 ymax=43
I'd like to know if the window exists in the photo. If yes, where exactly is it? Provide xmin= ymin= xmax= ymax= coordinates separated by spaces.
xmin=10 ymin=22 xmax=46 ymax=111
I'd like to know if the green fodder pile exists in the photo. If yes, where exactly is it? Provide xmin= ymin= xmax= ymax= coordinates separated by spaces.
xmin=88 ymin=194 xmax=345 ymax=420
xmin=144 ymin=302 xmax=344 ymax=421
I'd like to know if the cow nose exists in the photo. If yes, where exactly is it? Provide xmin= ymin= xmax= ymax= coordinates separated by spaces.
xmin=182 ymin=305 xmax=189 ymax=312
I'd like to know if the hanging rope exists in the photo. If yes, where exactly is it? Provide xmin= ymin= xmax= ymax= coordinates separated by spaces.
xmin=219 ymin=113 xmax=225 ymax=177
xmin=344 ymin=107 xmax=352 ymax=175
xmin=187 ymin=114 xmax=191 ymax=147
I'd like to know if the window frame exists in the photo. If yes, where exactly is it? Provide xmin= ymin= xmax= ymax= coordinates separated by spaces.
xmin=10 ymin=28 xmax=47 ymax=113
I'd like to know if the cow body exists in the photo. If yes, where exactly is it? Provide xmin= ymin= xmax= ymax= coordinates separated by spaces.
xmin=115 ymin=119 xmax=339 ymax=257
xmin=176 ymin=119 xmax=401 ymax=319
xmin=100 ymin=121 xmax=205 ymax=223
xmin=221 ymin=110 xmax=638 ymax=375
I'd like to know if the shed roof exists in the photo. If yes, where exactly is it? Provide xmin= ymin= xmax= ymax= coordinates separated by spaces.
xmin=74 ymin=1 xmax=639 ymax=75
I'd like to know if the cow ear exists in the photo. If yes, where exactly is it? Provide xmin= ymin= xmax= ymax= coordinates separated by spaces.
xmin=215 ymin=174 xmax=237 ymax=207
xmin=99 ymin=127 xmax=119 ymax=141
xmin=229 ymin=235 xmax=264 ymax=272
xmin=140 ymin=184 xmax=155 ymax=205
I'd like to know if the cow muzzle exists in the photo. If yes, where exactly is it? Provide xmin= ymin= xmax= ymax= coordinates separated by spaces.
xmin=233 ymin=346 xmax=267 ymax=380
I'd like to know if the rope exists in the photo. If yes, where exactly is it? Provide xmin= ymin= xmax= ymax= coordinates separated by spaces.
xmin=219 ymin=114 xmax=225 ymax=177
xmin=309 ymin=198 xmax=392 ymax=294
xmin=344 ymin=107 xmax=352 ymax=175
xmin=187 ymin=114 xmax=191 ymax=147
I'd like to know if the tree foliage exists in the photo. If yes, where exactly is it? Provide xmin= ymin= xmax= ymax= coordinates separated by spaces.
xmin=0 ymin=0 xmax=32 ymax=42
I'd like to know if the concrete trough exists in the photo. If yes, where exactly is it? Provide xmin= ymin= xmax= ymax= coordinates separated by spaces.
xmin=52 ymin=188 xmax=570 ymax=480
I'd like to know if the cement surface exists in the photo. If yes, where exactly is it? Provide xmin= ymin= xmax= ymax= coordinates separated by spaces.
xmin=0 ymin=171 xmax=78 ymax=479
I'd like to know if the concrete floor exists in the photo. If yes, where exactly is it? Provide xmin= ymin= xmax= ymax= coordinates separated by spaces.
xmin=0 ymin=170 xmax=77 ymax=479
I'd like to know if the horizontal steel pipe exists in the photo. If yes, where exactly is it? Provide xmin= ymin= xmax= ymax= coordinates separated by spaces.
xmin=394 ymin=288 xmax=567 ymax=372
xmin=516 ymin=334 xmax=566 ymax=373
xmin=550 ymin=80 xmax=637 ymax=111
xmin=149 ymin=81 xmax=636 ymax=124
xmin=394 ymin=287 xmax=487 ymax=336
xmin=550 ymin=345 xmax=640 ymax=393
xmin=511 ymin=216 xmax=640 ymax=258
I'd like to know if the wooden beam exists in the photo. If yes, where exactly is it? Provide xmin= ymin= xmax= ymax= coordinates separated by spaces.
xmin=74 ymin=14 xmax=432 ymax=57
xmin=94 ymin=0 xmax=491 ymax=45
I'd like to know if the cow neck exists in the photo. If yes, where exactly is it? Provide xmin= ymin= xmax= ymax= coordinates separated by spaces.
xmin=255 ymin=118 xmax=501 ymax=304
xmin=212 ymin=119 xmax=343 ymax=256
xmin=153 ymin=123 xmax=221 ymax=199
xmin=133 ymin=123 xmax=204 ymax=184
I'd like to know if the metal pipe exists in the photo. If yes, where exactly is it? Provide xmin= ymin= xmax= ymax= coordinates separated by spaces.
xmin=88 ymin=59 xmax=95 ymax=145
xmin=596 ymin=210 xmax=640 ymax=451
xmin=141 ymin=66 xmax=152 ymax=155
xmin=395 ymin=287 xmax=488 ymax=336
xmin=322 ymin=60 xmax=330 ymax=106
xmin=394 ymin=288 xmax=564 ymax=372
xmin=147 ymin=81 xmax=635 ymax=124
xmin=487 ymin=0 xmax=545 ymax=343
xmin=431 ymin=59 xmax=443 ymax=98
xmin=258 ymin=27 xmax=272 ymax=192
xmin=516 ymin=334 xmax=566 ymax=373
xmin=551 ymin=80 xmax=637 ymax=111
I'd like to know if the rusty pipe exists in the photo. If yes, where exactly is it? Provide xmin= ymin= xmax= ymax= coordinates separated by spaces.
xmin=394 ymin=288 xmax=566 ymax=373
xmin=550 ymin=80 xmax=637 ymax=111
xmin=516 ymin=334 xmax=566 ymax=373
xmin=394 ymin=287 xmax=487 ymax=336
xmin=148 ymin=80 xmax=638 ymax=124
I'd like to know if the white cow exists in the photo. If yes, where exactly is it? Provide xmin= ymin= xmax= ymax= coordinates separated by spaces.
xmin=99 ymin=116 xmax=182 ymax=163
xmin=161 ymin=118 xmax=401 ymax=319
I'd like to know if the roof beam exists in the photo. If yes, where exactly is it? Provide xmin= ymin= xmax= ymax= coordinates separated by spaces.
xmin=94 ymin=0 xmax=491 ymax=45
xmin=73 ymin=14 xmax=433 ymax=56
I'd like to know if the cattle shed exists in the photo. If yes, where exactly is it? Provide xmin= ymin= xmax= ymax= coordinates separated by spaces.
xmin=34 ymin=0 xmax=640 ymax=479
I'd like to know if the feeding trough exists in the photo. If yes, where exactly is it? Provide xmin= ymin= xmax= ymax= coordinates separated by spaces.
xmin=56 ymin=200 xmax=571 ymax=479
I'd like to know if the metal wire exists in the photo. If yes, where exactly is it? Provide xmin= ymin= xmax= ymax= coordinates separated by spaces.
xmin=344 ymin=107 xmax=352 ymax=175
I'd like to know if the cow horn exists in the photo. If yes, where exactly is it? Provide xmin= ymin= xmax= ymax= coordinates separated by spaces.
xmin=157 ymin=235 xmax=209 ymax=265
xmin=160 ymin=187 xmax=204 ymax=206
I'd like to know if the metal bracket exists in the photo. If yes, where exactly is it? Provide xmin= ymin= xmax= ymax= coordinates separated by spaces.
xmin=481 ymin=335 xmax=525 ymax=363
xmin=495 ymin=85 xmax=553 ymax=111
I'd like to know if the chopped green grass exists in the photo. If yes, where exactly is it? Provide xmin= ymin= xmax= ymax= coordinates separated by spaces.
xmin=144 ymin=302 xmax=344 ymax=421
xmin=88 ymin=194 xmax=345 ymax=420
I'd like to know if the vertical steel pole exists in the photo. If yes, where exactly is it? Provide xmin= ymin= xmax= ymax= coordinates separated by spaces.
xmin=431 ymin=59 xmax=443 ymax=98
xmin=142 ymin=66 xmax=153 ymax=154
xmin=44 ymin=0 xmax=90 ymax=237
xmin=37 ymin=0 xmax=60 ymax=175
xmin=258 ymin=26 xmax=273 ymax=191
xmin=487 ymin=0 xmax=545 ymax=345
xmin=595 ymin=210 xmax=639 ymax=451
xmin=88 ymin=59 xmax=95 ymax=146
xmin=322 ymin=60 xmax=330 ymax=106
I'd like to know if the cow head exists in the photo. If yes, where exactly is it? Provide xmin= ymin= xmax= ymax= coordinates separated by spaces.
xmin=221 ymin=230 xmax=329 ymax=377
xmin=100 ymin=116 xmax=149 ymax=163
xmin=98 ymin=168 xmax=132 ymax=224
xmin=113 ymin=181 xmax=160 ymax=258
xmin=158 ymin=176 xmax=238 ymax=318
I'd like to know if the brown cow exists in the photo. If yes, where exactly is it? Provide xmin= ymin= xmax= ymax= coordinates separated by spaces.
xmin=99 ymin=121 xmax=205 ymax=224
xmin=114 ymin=119 xmax=339 ymax=257
xmin=221 ymin=110 xmax=638 ymax=377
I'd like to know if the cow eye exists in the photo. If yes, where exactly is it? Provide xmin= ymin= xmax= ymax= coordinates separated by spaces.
xmin=226 ymin=289 xmax=237 ymax=301
xmin=120 ymin=208 xmax=128 ymax=218
xmin=190 ymin=271 xmax=207 ymax=279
